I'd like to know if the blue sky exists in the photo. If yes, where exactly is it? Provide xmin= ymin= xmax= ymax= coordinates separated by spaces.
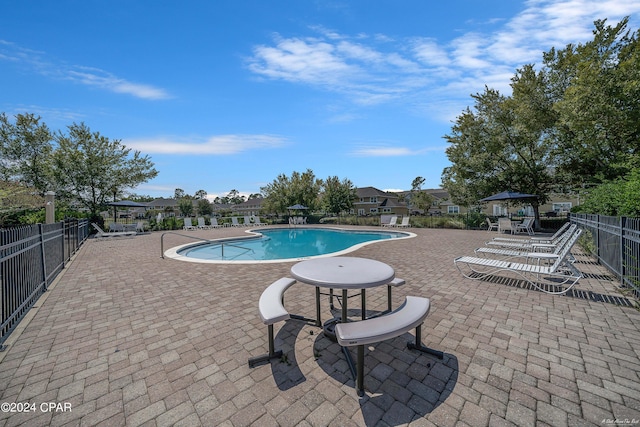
xmin=2 ymin=1 xmax=639 ymax=201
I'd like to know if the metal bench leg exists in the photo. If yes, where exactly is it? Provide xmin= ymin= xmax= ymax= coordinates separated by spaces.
xmin=316 ymin=287 xmax=322 ymax=327
xmin=407 ymin=325 xmax=444 ymax=359
xmin=248 ymin=324 xmax=283 ymax=367
xmin=356 ymin=345 xmax=365 ymax=397
xmin=387 ymin=285 xmax=392 ymax=312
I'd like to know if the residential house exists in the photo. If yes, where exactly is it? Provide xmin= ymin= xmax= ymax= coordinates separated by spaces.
xmin=144 ymin=198 xmax=230 ymax=217
xmin=352 ymin=187 xmax=408 ymax=216
xmin=231 ymin=197 xmax=264 ymax=216
xmin=402 ymin=189 xmax=578 ymax=218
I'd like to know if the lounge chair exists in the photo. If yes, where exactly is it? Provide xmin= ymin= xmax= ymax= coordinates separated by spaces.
xmin=475 ymin=226 xmax=578 ymax=262
xmin=486 ymin=218 xmax=498 ymax=232
xmin=231 ymin=217 xmax=242 ymax=227
xmin=244 ymin=216 xmax=254 ymax=227
xmin=135 ymin=221 xmax=145 ymax=233
xmin=183 ymin=217 xmax=196 ymax=230
xmin=382 ymin=216 xmax=398 ymax=227
xmin=492 ymin=222 xmax=570 ymax=244
xmin=486 ymin=224 xmax=577 ymax=250
xmin=395 ymin=216 xmax=410 ymax=228
xmin=252 ymin=216 xmax=267 ymax=226
xmin=92 ymin=223 xmax=136 ymax=238
xmin=210 ymin=217 xmax=222 ymax=228
xmin=454 ymin=228 xmax=583 ymax=294
xmin=197 ymin=217 xmax=210 ymax=230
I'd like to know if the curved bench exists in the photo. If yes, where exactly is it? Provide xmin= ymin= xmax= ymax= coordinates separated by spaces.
xmin=335 ymin=296 xmax=443 ymax=396
xmin=248 ymin=278 xmax=297 ymax=367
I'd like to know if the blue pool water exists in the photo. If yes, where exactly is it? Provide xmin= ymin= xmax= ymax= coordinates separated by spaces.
xmin=171 ymin=227 xmax=413 ymax=263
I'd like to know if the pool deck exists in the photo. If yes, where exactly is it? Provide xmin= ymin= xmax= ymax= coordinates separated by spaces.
xmin=1 ymin=225 xmax=639 ymax=426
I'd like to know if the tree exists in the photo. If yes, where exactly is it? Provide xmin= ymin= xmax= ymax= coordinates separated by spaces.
xmin=178 ymin=198 xmax=193 ymax=217
xmin=225 ymin=189 xmax=245 ymax=205
xmin=322 ymin=176 xmax=356 ymax=216
xmin=194 ymin=189 xmax=207 ymax=200
xmin=0 ymin=180 xmax=44 ymax=226
xmin=573 ymin=167 xmax=640 ymax=216
xmin=174 ymin=188 xmax=185 ymax=199
xmin=544 ymin=18 xmax=640 ymax=185
xmin=442 ymin=64 xmax=556 ymax=226
xmin=52 ymin=122 xmax=158 ymax=219
xmin=408 ymin=177 xmax=434 ymax=214
xmin=0 ymin=113 xmax=54 ymax=194
xmin=196 ymin=199 xmax=213 ymax=216
xmin=261 ymin=169 xmax=322 ymax=214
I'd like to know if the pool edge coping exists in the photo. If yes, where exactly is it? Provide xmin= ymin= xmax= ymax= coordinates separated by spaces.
xmin=162 ymin=225 xmax=417 ymax=264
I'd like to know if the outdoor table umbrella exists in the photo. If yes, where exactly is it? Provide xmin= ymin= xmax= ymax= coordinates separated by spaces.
xmin=108 ymin=200 xmax=147 ymax=222
xmin=287 ymin=204 xmax=308 ymax=210
xmin=479 ymin=191 xmax=538 ymax=202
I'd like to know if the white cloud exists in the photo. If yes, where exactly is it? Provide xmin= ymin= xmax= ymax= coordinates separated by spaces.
xmin=350 ymin=144 xmax=446 ymax=157
xmin=412 ymin=38 xmax=451 ymax=67
xmin=125 ymin=134 xmax=288 ymax=155
xmin=0 ymin=40 xmax=170 ymax=100
xmin=66 ymin=68 xmax=170 ymax=100
xmin=351 ymin=146 xmax=414 ymax=157
xmin=247 ymin=0 xmax=640 ymax=116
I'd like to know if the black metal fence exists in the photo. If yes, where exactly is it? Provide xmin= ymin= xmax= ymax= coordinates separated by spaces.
xmin=0 ymin=219 xmax=89 ymax=348
xmin=570 ymin=213 xmax=640 ymax=299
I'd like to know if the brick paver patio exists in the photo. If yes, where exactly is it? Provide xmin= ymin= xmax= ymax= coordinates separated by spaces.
xmin=0 ymin=226 xmax=639 ymax=426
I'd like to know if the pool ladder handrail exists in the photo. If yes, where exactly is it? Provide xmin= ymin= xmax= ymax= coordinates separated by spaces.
xmin=160 ymin=231 xmax=253 ymax=259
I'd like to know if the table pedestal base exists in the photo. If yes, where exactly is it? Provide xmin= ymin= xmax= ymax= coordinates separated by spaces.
xmin=322 ymin=318 xmax=340 ymax=343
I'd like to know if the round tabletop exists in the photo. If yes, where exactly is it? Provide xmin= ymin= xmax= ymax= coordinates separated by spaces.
xmin=290 ymin=256 xmax=395 ymax=289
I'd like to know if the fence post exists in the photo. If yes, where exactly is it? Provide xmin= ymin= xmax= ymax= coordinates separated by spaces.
xmin=620 ymin=216 xmax=626 ymax=288
xmin=45 ymin=191 xmax=56 ymax=224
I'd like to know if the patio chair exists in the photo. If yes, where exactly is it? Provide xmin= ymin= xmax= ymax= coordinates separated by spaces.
xmin=231 ymin=217 xmax=242 ymax=227
xmin=497 ymin=218 xmax=514 ymax=234
xmin=454 ymin=228 xmax=583 ymax=294
xmin=109 ymin=222 xmax=125 ymax=232
xmin=382 ymin=216 xmax=398 ymax=227
xmin=92 ymin=223 xmax=136 ymax=238
xmin=486 ymin=218 xmax=498 ymax=232
xmin=135 ymin=221 xmax=145 ymax=233
xmin=244 ymin=216 xmax=253 ymax=227
xmin=183 ymin=217 xmax=196 ymax=230
xmin=197 ymin=217 xmax=210 ymax=230
xmin=210 ymin=217 xmax=223 ymax=228
xmin=515 ymin=217 xmax=535 ymax=235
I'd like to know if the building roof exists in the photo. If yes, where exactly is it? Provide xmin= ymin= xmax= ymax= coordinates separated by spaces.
xmin=356 ymin=186 xmax=398 ymax=198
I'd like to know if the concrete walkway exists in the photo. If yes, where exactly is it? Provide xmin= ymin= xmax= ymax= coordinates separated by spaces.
xmin=0 ymin=226 xmax=639 ymax=426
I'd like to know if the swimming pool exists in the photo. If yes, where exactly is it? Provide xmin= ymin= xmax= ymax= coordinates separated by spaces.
xmin=164 ymin=227 xmax=415 ymax=263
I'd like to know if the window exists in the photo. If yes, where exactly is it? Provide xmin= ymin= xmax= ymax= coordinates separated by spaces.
xmin=382 ymin=207 xmax=392 ymax=213
xmin=370 ymin=208 xmax=379 ymax=214
xmin=552 ymin=202 xmax=572 ymax=212
xmin=493 ymin=205 xmax=507 ymax=216
xmin=370 ymin=197 xmax=378 ymax=203
xmin=357 ymin=209 xmax=365 ymax=216
xmin=448 ymin=206 xmax=460 ymax=214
